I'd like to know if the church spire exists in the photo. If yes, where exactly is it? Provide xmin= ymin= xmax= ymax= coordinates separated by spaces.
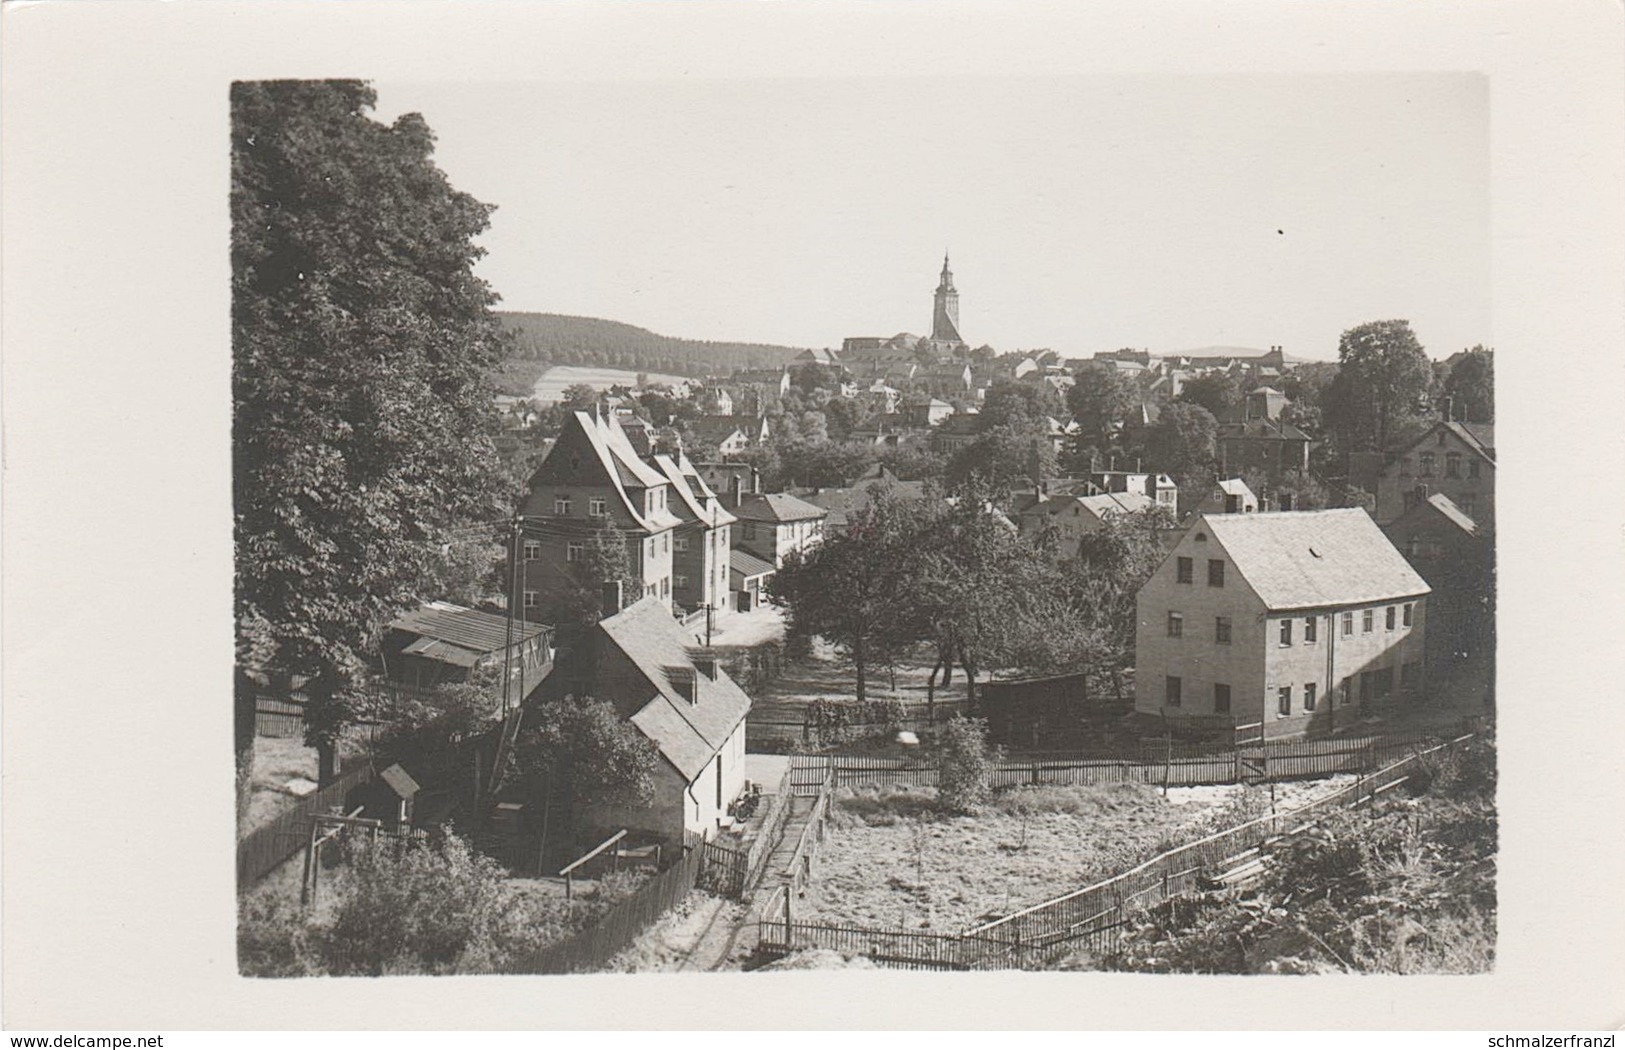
xmin=931 ymin=251 xmax=962 ymax=345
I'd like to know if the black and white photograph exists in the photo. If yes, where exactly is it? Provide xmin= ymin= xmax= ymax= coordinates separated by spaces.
xmin=230 ymin=72 xmax=1498 ymax=977
xmin=4 ymin=0 xmax=1623 ymax=1034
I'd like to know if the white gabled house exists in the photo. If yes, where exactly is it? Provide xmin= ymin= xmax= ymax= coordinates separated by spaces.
xmin=1134 ymin=509 xmax=1430 ymax=739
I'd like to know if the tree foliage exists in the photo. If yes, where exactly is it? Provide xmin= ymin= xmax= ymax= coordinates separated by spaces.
xmin=1441 ymin=346 xmax=1494 ymax=423
xmin=1065 ymin=363 xmax=1141 ymax=464
xmin=935 ymin=716 xmax=999 ymax=814
xmin=1178 ymin=371 xmax=1242 ymax=422
xmin=232 ymin=80 xmax=511 ymax=780
xmin=1323 ymin=319 xmax=1436 ymax=454
xmin=1145 ymin=402 xmax=1218 ymax=477
xmin=509 ymin=696 xmax=660 ymax=810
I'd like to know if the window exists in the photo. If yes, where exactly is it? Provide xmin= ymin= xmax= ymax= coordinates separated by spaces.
xmin=1445 ymin=452 xmax=1462 ymax=478
xmin=1214 ymin=683 xmax=1231 ymax=713
xmin=1341 ymin=677 xmax=1353 ymax=705
xmin=566 ymin=541 xmax=584 ymax=563
xmin=1403 ymin=602 xmax=1414 ymax=627
xmin=1418 ymin=452 xmax=1434 ymax=477
xmin=1468 ymin=459 xmax=1481 ymax=479
xmin=1176 ymin=557 xmax=1194 ymax=584
xmin=646 ymin=538 xmax=656 ymax=559
xmin=1165 ymin=676 xmax=1182 ymax=707
xmin=1208 ymin=559 xmax=1225 ymax=587
xmin=1304 ymin=616 xmax=1318 ymax=643
xmin=674 ymin=535 xmax=690 ymax=553
xmin=522 ymin=589 xmax=538 ymax=609
xmin=554 ymin=495 xmax=573 ymax=515
xmin=589 ymin=497 xmax=608 ymax=517
xmin=1278 ymin=618 xmax=1293 ymax=646
xmin=523 ymin=540 xmax=541 ymax=561
xmin=1167 ymin=612 xmax=1184 ymax=638
xmin=1215 ymin=616 xmax=1232 ymax=645
xmin=1277 ymin=687 xmax=1292 ymax=717
xmin=1386 ymin=605 xmax=1397 ymax=630
xmin=662 ymin=533 xmax=670 ymax=554
xmin=1342 ymin=611 xmax=1354 ymax=636
xmin=675 ymin=573 xmax=688 ymax=588
xmin=1362 ymin=609 xmax=1374 ymax=633
xmin=1303 ymin=683 xmax=1317 ymax=711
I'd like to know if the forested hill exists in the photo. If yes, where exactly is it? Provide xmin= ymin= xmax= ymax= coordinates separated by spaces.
xmin=498 ymin=311 xmax=810 ymax=377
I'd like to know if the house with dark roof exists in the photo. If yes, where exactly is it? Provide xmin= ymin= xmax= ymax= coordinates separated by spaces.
xmin=1195 ymin=477 xmax=1260 ymax=517
xmin=688 ymin=414 xmax=769 ymax=457
xmin=730 ymin=491 xmax=828 ymax=567
xmin=519 ymin=409 xmax=684 ymax=618
xmin=1382 ymin=493 xmax=1495 ymax=705
xmin=1373 ymin=421 xmax=1495 ymax=528
xmin=382 ymin=601 xmax=554 ymax=700
xmin=537 ymin=597 xmax=752 ymax=849
xmin=1135 ymin=509 xmax=1430 ymax=739
xmin=796 ymin=347 xmax=843 ymax=366
xmin=652 ymin=452 xmax=737 ymax=619
xmin=1216 ymin=417 xmax=1313 ymax=480
xmin=796 ymin=468 xmax=929 ymax=534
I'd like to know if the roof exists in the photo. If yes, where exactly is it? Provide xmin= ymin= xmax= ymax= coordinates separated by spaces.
xmin=525 ymin=411 xmax=682 ymax=532
xmin=389 ymin=604 xmax=548 ymax=657
xmin=1218 ymin=418 xmax=1312 ymax=441
xmin=379 ymin=764 xmax=421 ymax=799
xmin=733 ymin=491 xmax=829 ymax=524
xmin=1036 ymin=491 xmax=1154 ymax=520
xmin=688 ymin=416 xmax=752 ymax=443
xmin=653 ymin=453 xmax=737 ymax=529
xmin=729 ymin=548 xmax=776 ymax=580
xmin=1447 ymin=421 xmax=1496 ymax=459
xmin=1199 ymin=508 xmax=1430 ymax=611
xmin=597 ymin=599 xmax=753 ymax=782
xmin=798 ymin=475 xmax=928 ymax=528
xmin=1424 ymin=492 xmax=1481 ymax=535
xmin=1217 ymin=478 xmax=1255 ymax=498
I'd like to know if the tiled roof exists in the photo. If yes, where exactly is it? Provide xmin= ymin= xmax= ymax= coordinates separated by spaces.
xmin=729 ymin=549 xmax=776 ymax=579
xmin=733 ymin=492 xmax=829 ymax=524
xmin=1449 ymin=422 xmax=1496 ymax=459
xmin=597 ymin=598 xmax=752 ymax=782
xmin=1201 ymin=508 xmax=1430 ymax=611
xmin=1424 ymin=493 xmax=1481 ymax=536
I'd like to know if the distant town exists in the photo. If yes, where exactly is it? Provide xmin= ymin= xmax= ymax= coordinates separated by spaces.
xmin=235 ymin=81 xmax=1496 ymax=978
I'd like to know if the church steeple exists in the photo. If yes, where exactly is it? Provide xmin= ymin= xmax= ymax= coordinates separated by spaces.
xmin=931 ymin=251 xmax=963 ymax=346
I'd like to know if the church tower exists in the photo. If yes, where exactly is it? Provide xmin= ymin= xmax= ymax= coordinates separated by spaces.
xmin=931 ymin=252 xmax=964 ymax=347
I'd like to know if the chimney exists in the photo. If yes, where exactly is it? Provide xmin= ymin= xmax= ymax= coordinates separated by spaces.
xmin=730 ymin=474 xmax=746 ymax=508
xmin=670 ymin=667 xmax=699 ymax=705
xmin=691 ymin=651 xmax=718 ymax=681
xmin=750 ymin=468 xmax=762 ymax=495
xmin=600 ymin=580 xmax=624 ymax=620
xmin=1441 ymin=395 xmax=1454 ymax=423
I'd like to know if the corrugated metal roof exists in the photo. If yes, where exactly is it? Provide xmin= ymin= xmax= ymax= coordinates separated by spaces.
xmin=1201 ymin=508 xmax=1430 ymax=611
xmin=390 ymin=605 xmax=548 ymax=655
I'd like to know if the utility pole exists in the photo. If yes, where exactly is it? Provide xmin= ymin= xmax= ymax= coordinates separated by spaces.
xmin=502 ymin=517 xmax=521 ymax=720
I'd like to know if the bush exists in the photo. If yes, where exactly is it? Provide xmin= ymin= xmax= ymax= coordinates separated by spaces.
xmin=803 ymin=697 xmax=908 ymax=748
xmin=936 ymin=717 xmax=998 ymax=814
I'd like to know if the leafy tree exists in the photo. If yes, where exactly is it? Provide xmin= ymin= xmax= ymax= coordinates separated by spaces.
xmin=979 ymin=379 xmax=1061 ymax=429
xmin=1441 ymin=346 xmax=1494 ymax=422
xmin=768 ymin=490 xmax=923 ymax=701
xmin=553 ymin=518 xmax=637 ymax=627
xmin=793 ymin=362 xmax=846 ymax=395
xmin=560 ymin=383 xmax=599 ymax=413
xmin=822 ymin=395 xmax=873 ymax=441
xmin=1323 ymin=319 xmax=1436 ymax=454
xmin=1241 ymin=467 xmax=1333 ymax=512
xmin=1065 ymin=363 xmax=1141 ymax=463
xmin=1145 ymin=402 xmax=1218 ymax=477
xmin=509 ymin=695 xmax=659 ymax=811
xmin=1179 ymin=371 xmax=1242 ymax=422
xmin=233 ymin=80 xmax=510 ymax=782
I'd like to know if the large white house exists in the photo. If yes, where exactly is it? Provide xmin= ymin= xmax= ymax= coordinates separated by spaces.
xmin=1134 ymin=509 xmax=1431 ymax=738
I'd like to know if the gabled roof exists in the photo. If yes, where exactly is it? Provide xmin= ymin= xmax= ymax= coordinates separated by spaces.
xmin=688 ymin=416 xmax=753 ymax=443
xmin=1217 ymin=418 xmax=1312 ymax=441
xmin=1034 ymin=491 xmax=1154 ymax=520
xmin=734 ymin=491 xmax=829 ymax=524
xmin=596 ymin=598 xmax=752 ymax=782
xmin=525 ymin=411 xmax=681 ymax=532
xmin=1199 ymin=508 xmax=1430 ymax=611
xmin=798 ymin=475 xmax=928 ymax=528
xmin=389 ymin=603 xmax=549 ymax=656
xmin=1391 ymin=420 xmax=1496 ymax=465
xmin=1217 ymin=477 xmax=1255 ymax=498
xmin=653 ymin=453 xmax=737 ymax=529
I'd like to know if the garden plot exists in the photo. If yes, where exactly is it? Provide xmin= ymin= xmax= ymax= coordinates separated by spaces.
xmin=799 ymin=778 xmax=1350 ymax=934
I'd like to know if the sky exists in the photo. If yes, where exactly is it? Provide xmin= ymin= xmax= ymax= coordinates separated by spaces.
xmin=373 ymin=74 xmax=1489 ymax=361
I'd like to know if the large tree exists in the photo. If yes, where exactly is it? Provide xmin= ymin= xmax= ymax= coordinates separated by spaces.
xmin=1065 ymin=363 xmax=1141 ymax=466
xmin=1323 ymin=319 xmax=1436 ymax=454
xmin=233 ymin=81 xmax=511 ymax=783
xmin=1145 ymin=401 xmax=1218 ymax=477
xmin=1178 ymin=371 xmax=1242 ymax=422
xmin=1441 ymin=346 xmax=1494 ymax=423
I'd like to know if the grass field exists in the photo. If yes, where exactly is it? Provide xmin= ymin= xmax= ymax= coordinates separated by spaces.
xmin=527 ymin=365 xmax=690 ymax=403
xmin=799 ymin=778 xmax=1352 ymax=933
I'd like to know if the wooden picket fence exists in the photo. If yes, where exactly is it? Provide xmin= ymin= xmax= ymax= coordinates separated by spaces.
xmin=757 ymin=734 xmax=1475 ymax=969
xmin=786 ymin=731 xmax=1439 ymax=792
xmin=236 ymin=762 xmax=377 ymax=886
xmin=502 ymin=841 xmax=709 ymax=975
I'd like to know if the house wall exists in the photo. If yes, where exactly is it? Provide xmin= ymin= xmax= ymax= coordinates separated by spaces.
xmin=1134 ymin=527 xmax=1429 ymax=739
xmin=576 ymin=761 xmax=688 ymax=850
xmin=1219 ymin=435 xmax=1311 ymax=479
xmin=736 ymin=517 xmax=824 ymax=568
xmin=672 ymin=522 xmax=733 ymax=616
xmin=1374 ymin=428 xmax=1494 ymax=526
xmin=682 ymin=718 xmax=749 ymax=840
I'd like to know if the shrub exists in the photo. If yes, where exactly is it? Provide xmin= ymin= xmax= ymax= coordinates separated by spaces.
xmin=804 ymin=697 xmax=908 ymax=748
xmin=936 ymin=716 xmax=998 ymax=814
